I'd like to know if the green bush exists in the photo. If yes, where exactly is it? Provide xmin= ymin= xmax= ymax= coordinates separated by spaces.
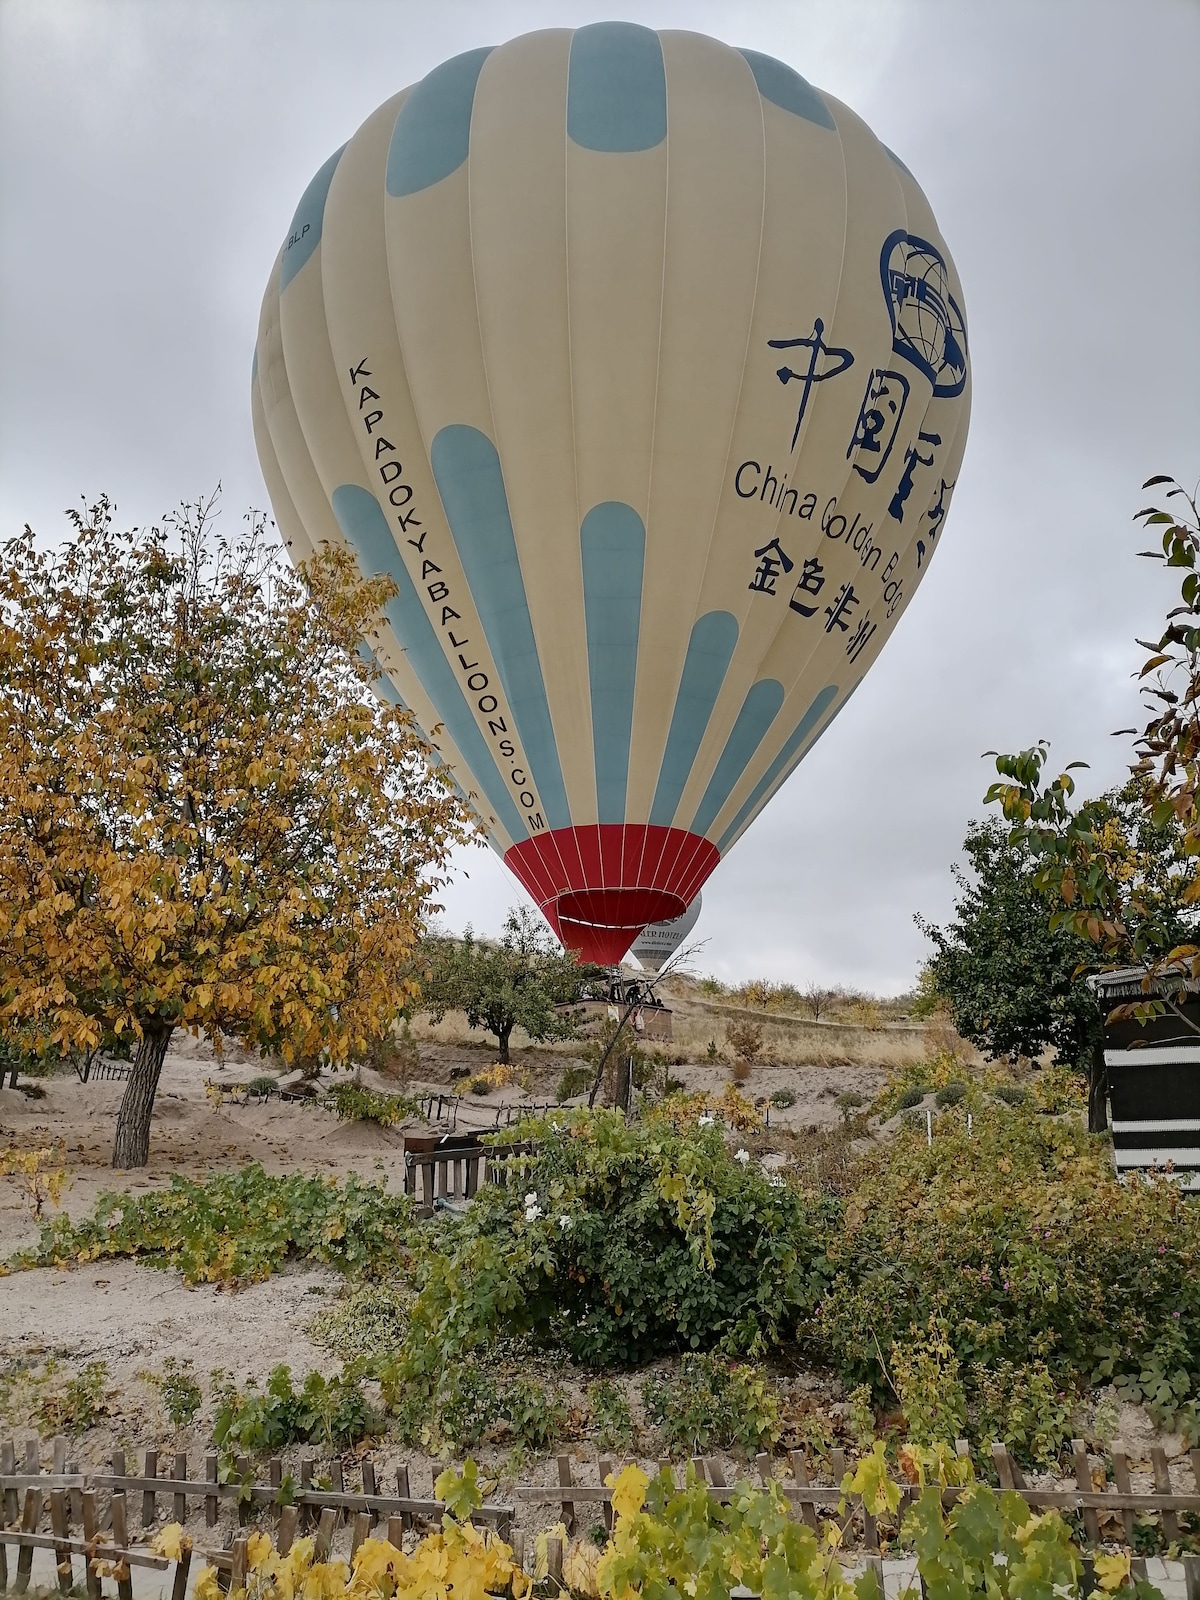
xmin=814 ymin=1107 xmax=1200 ymax=1452
xmin=500 ymin=1374 xmax=569 ymax=1452
xmin=308 ymin=1282 xmax=409 ymax=1362
xmin=142 ymin=1357 xmax=202 ymax=1428
xmin=244 ymin=1075 xmax=279 ymax=1097
xmin=895 ymin=1085 xmax=926 ymax=1111
xmin=323 ymin=1082 xmax=420 ymax=1125
xmin=17 ymin=1164 xmax=413 ymax=1284
xmin=383 ymin=1110 xmax=829 ymax=1419
xmin=587 ymin=1378 xmax=635 ymax=1451
xmin=433 ymin=1360 xmax=503 ymax=1450
xmin=644 ymin=1354 xmax=780 ymax=1456
xmin=993 ymin=1082 xmax=1028 ymax=1107
xmin=934 ymin=1080 xmax=967 ymax=1108
xmin=213 ymin=1364 xmax=374 ymax=1454
xmin=769 ymin=1087 xmax=797 ymax=1108
xmin=555 ymin=1063 xmax=593 ymax=1103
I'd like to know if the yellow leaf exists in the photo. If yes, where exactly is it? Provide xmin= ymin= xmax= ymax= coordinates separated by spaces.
xmin=1094 ymin=1551 xmax=1132 ymax=1591
xmin=563 ymin=1539 xmax=602 ymax=1597
xmin=246 ymin=1530 xmax=272 ymax=1571
xmin=151 ymin=1524 xmax=192 ymax=1562
xmin=607 ymin=1464 xmax=648 ymax=1524
xmin=533 ymin=1523 xmax=570 ymax=1580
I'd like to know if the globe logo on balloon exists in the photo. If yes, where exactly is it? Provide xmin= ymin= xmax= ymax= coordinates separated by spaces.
xmin=881 ymin=230 xmax=969 ymax=397
xmin=253 ymin=24 xmax=971 ymax=965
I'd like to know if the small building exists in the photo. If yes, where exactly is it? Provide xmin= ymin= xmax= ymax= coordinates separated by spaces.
xmin=557 ymin=996 xmax=674 ymax=1042
xmin=1090 ymin=966 xmax=1200 ymax=1191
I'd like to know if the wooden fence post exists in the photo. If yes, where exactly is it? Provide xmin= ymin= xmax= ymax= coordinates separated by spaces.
xmin=1072 ymin=1441 xmax=1100 ymax=1546
xmin=80 ymin=1488 xmax=100 ymax=1600
xmin=142 ymin=1448 xmax=158 ymax=1529
xmin=206 ymin=1453 xmax=219 ymax=1529
xmin=557 ymin=1455 xmax=575 ymax=1535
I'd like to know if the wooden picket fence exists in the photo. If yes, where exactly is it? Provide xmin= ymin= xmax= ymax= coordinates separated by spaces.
xmin=5 ymin=1436 xmax=1200 ymax=1597
xmin=0 ymin=1439 xmax=514 ymax=1597
xmin=519 ymin=1443 xmax=1200 ymax=1583
xmin=402 ymin=1140 xmax=535 ymax=1211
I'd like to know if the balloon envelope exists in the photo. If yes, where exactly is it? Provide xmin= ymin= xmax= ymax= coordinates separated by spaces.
xmin=630 ymin=893 xmax=702 ymax=973
xmin=254 ymin=24 xmax=970 ymax=964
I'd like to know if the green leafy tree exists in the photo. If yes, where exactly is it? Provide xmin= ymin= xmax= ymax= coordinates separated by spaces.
xmin=918 ymin=819 xmax=1105 ymax=1128
xmin=419 ymin=905 xmax=605 ymax=1062
xmin=921 ymin=790 xmax=1196 ymax=1131
xmin=983 ymin=475 xmax=1200 ymax=1088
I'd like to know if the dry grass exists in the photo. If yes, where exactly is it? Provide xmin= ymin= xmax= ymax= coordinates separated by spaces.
xmin=669 ymin=1009 xmax=965 ymax=1071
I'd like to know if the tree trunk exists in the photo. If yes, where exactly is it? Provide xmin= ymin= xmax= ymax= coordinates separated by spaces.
xmin=495 ymin=1024 xmax=512 ymax=1064
xmin=1087 ymin=1042 xmax=1109 ymax=1135
xmin=112 ymin=1021 xmax=174 ymax=1168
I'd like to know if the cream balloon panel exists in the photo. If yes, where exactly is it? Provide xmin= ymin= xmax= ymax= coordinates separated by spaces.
xmin=691 ymin=94 xmax=971 ymax=853
xmin=253 ymin=23 xmax=970 ymax=949
xmin=255 ymin=168 xmax=514 ymax=853
xmin=623 ymin=31 xmax=771 ymax=825
xmin=284 ymin=87 xmax=551 ymax=854
xmin=467 ymin=31 xmax=594 ymax=827
xmin=669 ymin=89 xmax=909 ymax=837
xmin=272 ymin=106 xmax=525 ymax=853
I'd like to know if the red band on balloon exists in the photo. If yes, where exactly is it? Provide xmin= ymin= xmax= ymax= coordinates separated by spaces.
xmin=503 ymin=824 xmax=719 ymax=965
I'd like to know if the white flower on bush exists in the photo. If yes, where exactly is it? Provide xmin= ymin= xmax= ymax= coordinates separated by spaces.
xmin=523 ymin=1191 xmax=542 ymax=1222
xmin=734 ymin=1148 xmax=751 ymax=1165
xmin=765 ymin=1172 xmax=785 ymax=1188
xmin=698 ymin=1114 xmax=716 ymax=1128
xmin=558 ymin=1215 xmax=572 ymax=1230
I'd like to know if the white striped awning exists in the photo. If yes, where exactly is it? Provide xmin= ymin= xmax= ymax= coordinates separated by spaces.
xmin=1113 ymin=1148 xmax=1200 ymax=1168
xmin=1112 ymin=1118 xmax=1200 ymax=1133
xmin=1105 ymin=1047 xmax=1200 ymax=1067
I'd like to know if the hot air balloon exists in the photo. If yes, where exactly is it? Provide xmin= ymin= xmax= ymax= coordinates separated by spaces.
xmin=630 ymin=894 xmax=703 ymax=974
xmin=253 ymin=24 xmax=970 ymax=965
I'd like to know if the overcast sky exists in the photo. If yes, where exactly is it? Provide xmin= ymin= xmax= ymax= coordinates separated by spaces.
xmin=2 ymin=0 xmax=1198 ymax=992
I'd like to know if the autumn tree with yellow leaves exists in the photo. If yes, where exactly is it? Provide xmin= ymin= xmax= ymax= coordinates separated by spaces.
xmin=0 ymin=494 xmax=474 ymax=1167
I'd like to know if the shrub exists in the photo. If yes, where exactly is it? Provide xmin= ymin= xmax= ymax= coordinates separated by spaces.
xmin=213 ymin=1364 xmax=374 ymax=1454
xmin=769 ymin=1087 xmax=797 ymax=1109
xmin=556 ymin=1063 xmax=593 ymax=1102
xmin=500 ymin=1374 xmax=569 ymax=1452
xmin=644 ymin=1354 xmax=780 ymax=1456
xmin=17 ymin=1164 xmax=412 ymax=1283
xmin=970 ymin=1358 xmax=1074 ymax=1469
xmin=895 ymin=1085 xmax=926 ymax=1112
xmin=846 ymin=998 xmax=884 ymax=1030
xmin=934 ymin=1079 xmax=967 ymax=1108
xmin=37 ymin=1359 xmax=109 ymax=1434
xmin=814 ymin=1106 xmax=1200 ymax=1444
xmin=587 ymin=1378 xmax=635 ymax=1452
xmin=308 ymin=1282 xmax=409 ymax=1362
xmin=726 ymin=1020 xmax=763 ymax=1063
xmin=993 ymin=1081 xmax=1028 ymax=1106
xmin=323 ymin=1082 xmax=420 ymax=1125
xmin=0 ymin=1140 xmax=71 ymax=1218
xmin=467 ymin=1075 xmax=493 ymax=1096
xmin=244 ymin=1075 xmax=279 ymax=1097
xmin=388 ymin=1111 xmax=827 ymax=1405
xmin=142 ymin=1358 xmax=203 ymax=1428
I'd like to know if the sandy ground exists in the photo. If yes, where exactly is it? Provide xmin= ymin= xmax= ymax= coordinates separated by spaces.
xmin=0 ymin=1022 xmax=890 ymax=1258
